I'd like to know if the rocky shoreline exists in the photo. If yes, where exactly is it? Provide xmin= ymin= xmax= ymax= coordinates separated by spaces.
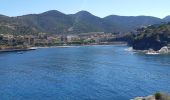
xmin=144 ymin=46 xmax=170 ymax=55
xmin=126 ymin=46 xmax=170 ymax=55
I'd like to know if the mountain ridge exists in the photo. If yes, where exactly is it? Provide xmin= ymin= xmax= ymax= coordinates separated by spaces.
xmin=163 ymin=15 xmax=170 ymax=22
xmin=0 ymin=10 xmax=170 ymax=35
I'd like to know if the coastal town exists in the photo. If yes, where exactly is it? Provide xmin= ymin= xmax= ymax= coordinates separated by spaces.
xmin=0 ymin=32 xmax=116 ymax=51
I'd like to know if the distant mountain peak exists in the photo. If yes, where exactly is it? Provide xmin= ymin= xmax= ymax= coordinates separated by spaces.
xmin=105 ymin=15 xmax=160 ymax=19
xmin=163 ymin=15 xmax=170 ymax=22
xmin=0 ymin=14 xmax=9 ymax=18
xmin=164 ymin=15 xmax=170 ymax=18
xmin=75 ymin=10 xmax=93 ymax=16
xmin=41 ymin=10 xmax=65 ymax=16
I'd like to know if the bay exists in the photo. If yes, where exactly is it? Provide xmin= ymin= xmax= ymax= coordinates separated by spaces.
xmin=0 ymin=45 xmax=170 ymax=100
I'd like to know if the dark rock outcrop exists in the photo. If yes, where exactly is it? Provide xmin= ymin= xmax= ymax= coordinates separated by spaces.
xmin=131 ymin=23 xmax=170 ymax=51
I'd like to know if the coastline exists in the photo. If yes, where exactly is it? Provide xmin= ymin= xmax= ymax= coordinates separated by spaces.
xmin=30 ymin=42 xmax=128 ymax=49
xmin=0 ymin=42 xmax=127 ymax=52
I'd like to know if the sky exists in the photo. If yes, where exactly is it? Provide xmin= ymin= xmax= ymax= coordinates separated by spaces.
xmin=0 ymin=0 xmax=170 ymax=18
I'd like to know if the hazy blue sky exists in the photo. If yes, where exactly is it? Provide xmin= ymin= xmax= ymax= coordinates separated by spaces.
xmin=1 ymin=0 xmax=170 ymax=18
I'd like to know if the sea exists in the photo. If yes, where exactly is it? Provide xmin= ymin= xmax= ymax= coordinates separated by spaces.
xmin=0 ymin=45 xmax=170 ymax=100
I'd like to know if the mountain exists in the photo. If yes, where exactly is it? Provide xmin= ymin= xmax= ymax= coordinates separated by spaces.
xmin=17 ymin=10 xmax=74 ymax=34
xmin=163 ymin=15 xmax=170 ymax=22
xmin=69 ymin=11 xmax=120 ymax=33
xmin=0 ymin=15 xmax=40 ymax=35
xmin=0 ymin=10 xmax=169 ymax=35
xmin=69 ymin=11 xmax=105 ymax=33
xmin=104 ymin=15 xmax=162 ymax=32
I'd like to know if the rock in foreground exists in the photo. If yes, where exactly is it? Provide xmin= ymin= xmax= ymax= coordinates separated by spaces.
xmin=132 ymin=92 xmax=170 ymax=100
xmin=132 ymin=95 xmax=155 ymax=100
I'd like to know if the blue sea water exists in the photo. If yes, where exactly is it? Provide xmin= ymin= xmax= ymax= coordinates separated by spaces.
xmin=0 ymin=45 xmax=170 ymax=100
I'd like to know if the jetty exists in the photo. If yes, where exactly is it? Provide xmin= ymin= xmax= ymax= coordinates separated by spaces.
xmin=0 ymin=47 xmax=36 ymax=52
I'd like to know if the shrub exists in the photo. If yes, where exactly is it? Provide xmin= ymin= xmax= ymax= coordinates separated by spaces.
xmin=155 ymin=92 xmax=161 ymax=100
